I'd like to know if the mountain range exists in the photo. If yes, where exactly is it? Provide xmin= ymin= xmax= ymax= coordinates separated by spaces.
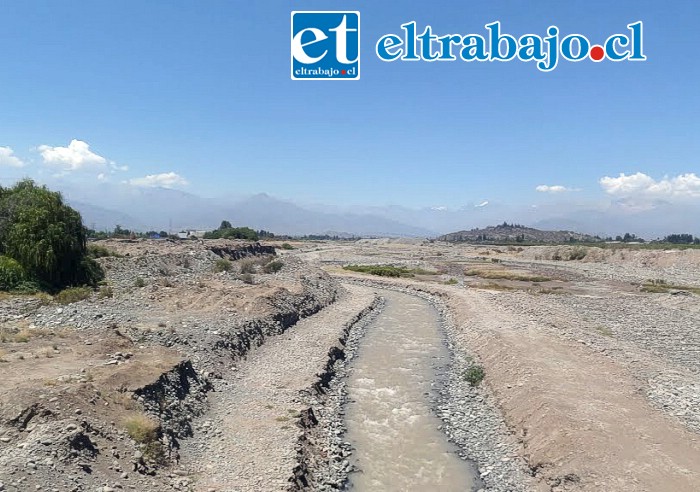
xmin=58 ymin=183 xmax=700 ymax=239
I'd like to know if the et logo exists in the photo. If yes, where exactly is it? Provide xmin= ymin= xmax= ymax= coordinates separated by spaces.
xmin=291 ymin=11 xmax=360 ymax=80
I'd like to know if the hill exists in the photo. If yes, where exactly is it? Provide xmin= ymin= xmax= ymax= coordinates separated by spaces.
xmin=437 ymin=223 xmax=601 ymax=243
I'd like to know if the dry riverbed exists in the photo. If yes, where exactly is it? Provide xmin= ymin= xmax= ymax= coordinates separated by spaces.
xmin=1 ymin=238 xmax=699 ymax=492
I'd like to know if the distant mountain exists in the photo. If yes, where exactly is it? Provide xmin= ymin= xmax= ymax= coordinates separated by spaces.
xmin=223 ymin=194 xmax=434 ymax=237
xmin=437 ymin=223 xmax=601 ymax=243
xmin=68 ymin=200 xmax=145 ymax=231
xmin=63 ymin=186 xmax=434 ymax=237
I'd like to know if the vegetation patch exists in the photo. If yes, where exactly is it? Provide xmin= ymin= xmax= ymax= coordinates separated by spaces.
xmin=55 ymin=287 xmax=92 ymax=305
xmin=463 ymin=365 xmax=485 ymax=387
xmin=343 ymin=264 xmax=438 ymax=278
xmin=98 ymin=286 xmax=114 ymax=299
xmin=280 ymin=243 xmax=295 ymax=250
xmin=87 ymin=244 xmax=122 ymax=259
xmin=0 ymin=256 xmax=26 ymax=291
xmin=204 ymin=221 xmax=259 ymax=240
xmin=465 ymin=269 xmax=550 ymax=282
xmin=0 ymin=180 xmax=104 ymax=291
xmin=640 ymin=279 xmax=700 ymax=295
xmin=262 ymin=260 xmax=284 ymax=274
xmin=473 ymin=282 xmax=515 ymax=291
xmin=124 ymin=413 xmax=165 ymax=463
xmin=214 ymin=259 xmax=232 ymax=272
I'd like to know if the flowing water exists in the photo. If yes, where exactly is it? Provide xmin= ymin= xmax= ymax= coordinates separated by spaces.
xmin=345 ymin=290 xmax=476 ymax=491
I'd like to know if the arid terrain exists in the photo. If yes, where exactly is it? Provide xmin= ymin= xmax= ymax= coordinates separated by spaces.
xmin=1 ymin=238 xmax=699 ymax=491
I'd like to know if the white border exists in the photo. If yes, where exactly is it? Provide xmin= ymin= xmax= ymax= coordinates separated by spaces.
xmin=291 ymin=11 xmax=361 ymax=81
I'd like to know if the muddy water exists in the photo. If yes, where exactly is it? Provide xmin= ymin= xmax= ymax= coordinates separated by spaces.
xmin=345 ymin=290 xmax=475 ymax=491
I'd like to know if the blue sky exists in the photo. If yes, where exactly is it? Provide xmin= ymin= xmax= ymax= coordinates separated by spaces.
xmin=1 ymin=0 xmax=699 ymax=212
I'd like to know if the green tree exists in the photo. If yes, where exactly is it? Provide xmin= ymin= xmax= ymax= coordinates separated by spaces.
xmin=0 ymin=180 xmax=103 ymax=290
xmin=219 ymin=220 xmax=232 ymax=230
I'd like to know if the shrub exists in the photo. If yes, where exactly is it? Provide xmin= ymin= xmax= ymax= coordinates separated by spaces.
xmin=98 ymin=286 xmax=114 ymax=299
xmin=0 ymin=256 xmax=25 ymax=291
xmin=463 ymin=365 xmax=485 ymax=387
xmin=124 ymin=414 xmax=162 ymax=463
xmin=239 ymin=258 xmax=257 ymax=274
xmin=12 ymin=280 xmax=41 ymax=294
xmin=203 ymin=226 xmax=259 ymax=241
xmin=214 ymin=259 xmax=232 ymax=272
xmin=568 ymin=247 xmax=587 ymax=261
xmin=87 ymin=244 xmax=120 ymax=258
xmin=124 ymin=414 xmax=157 ymax=442
xmin=135 ymin=277 xmax=145 ymax=288
xmin=240 ymin=273 xmax=254 ymax=284
xmin=280 ymin=243 xmax=295 ymax=250
xmin=262 ymin=260 xmax=284 ymax=274
xmin=55 ymin=287 xmax=92 ymax=305
xmin=343 ymin=264 xmax=414 ymax=277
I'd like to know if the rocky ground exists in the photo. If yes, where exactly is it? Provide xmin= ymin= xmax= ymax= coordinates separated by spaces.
xmin=0 ymin=239 xmax=342 ymax=491
xmin=1 ymin=237 xmax=699 ymax=492
xmin=304 ymin=239 xmax=700 ymax=491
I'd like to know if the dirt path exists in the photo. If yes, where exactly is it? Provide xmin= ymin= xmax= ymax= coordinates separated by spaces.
xmin=448 ymin=288 xmax=700 ymax=491
xmin=179 ymin=284 xmax=378 ymax=492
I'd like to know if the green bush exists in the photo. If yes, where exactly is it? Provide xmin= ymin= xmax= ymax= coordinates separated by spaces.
xmin=343 ymin=264 xmax=414 ymax=277
xmin=135 ymin=277 xmax=145 ymax=288
xmin=263 ymin=260 xmax=284 ymax=274
xmin=204 ymin=226 xmax=259 ymax=241
xmin=0 ymin=256 xmax=25 ymax=291
xmin=240 ymin=273 xmax=254 ymax=284
xmin=463 ymin=365 xmax=485 ymax=387
xmin=11 ymin=280 xmax=41 ymax=294
xmin=214 ymin=259 xmax=232 ymax=272
xmin=55 ymin=287 xmax=92 ymax=305
xmin=280 ymin=243 xmax=295 ymax=250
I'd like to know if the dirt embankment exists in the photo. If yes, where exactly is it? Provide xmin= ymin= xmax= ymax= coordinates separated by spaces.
xmin=0 ymin=239 xmax=339 ymax=492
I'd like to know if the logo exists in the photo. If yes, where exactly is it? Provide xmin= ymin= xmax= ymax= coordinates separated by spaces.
xmin=376 ymin=21 xmax=645 ymax=72
xmin=291 ymin=11 xmax=360 ymax=80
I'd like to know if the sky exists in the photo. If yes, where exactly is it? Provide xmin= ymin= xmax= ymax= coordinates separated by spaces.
xmin=0 ymin=1 xmax=699 ymax=229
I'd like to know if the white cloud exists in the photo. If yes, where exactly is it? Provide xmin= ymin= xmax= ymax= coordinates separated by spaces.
xmin=0 ymin=146 xmax=25 ymax=167
xmin=128 ymin=172 xmax=188 ymax=188
xmin=600 ymin=172 xmax=700 ymax=199
xmin=38 ymin=139 xmax=108 ymax=171
xmin=97 ymin=173 xmax=107 ymax=182
xmin=431 ymin=206 xmax=448 ymax=211
xmin=536 ymin=185 xmax=576 ymax=193
xmin=475 ymin=200 xmax=489 ymax=208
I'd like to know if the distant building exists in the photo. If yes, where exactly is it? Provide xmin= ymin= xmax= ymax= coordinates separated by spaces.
xmin=177 ymin=230 xmax=209 ymax=239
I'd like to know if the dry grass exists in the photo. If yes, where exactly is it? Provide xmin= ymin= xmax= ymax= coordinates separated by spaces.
xmin=0 ymin=324 xmax=55 ymax=343
xmin=55 ymin=287 xmax=92 ymax=305
xmin=595 ymin=325 xmax=614 ymax=337
xmin=37 ymin=346 xmax=57 ymax=358
xmin=472 ymin=282 xmax=515 ymax=291
xmin=465 ymin=269 xmax=550 ymax=283
xmin=531 ymin=287 xmax=568 ymax=295
xmin=124 ymin=413 xmax=159 ymax=444
xmin=640 ymin=282 xmax=700 ymax=295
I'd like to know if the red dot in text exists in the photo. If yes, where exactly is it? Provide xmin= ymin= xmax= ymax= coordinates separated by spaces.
xmin=590 ymin=45 xmax=605 ymax=61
